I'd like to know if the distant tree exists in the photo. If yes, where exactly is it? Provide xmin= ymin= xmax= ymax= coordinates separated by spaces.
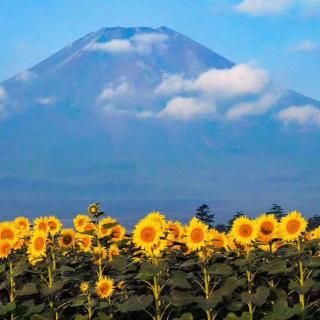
xmin=215 ymin=223 xmax=228 ymax=233
xmin=308 ymin=215 xmax=320 ymax=231
xmin=227 ymin=211 xmax=245 ymax=230
xmin=267 ymin=204 xmax=285 ymax=220
xmin=196 ymin=204 xmax=215 ymax=228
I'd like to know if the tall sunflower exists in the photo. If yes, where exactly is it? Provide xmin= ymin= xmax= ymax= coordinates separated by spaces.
xmin=185 ymin=217 xmax=209 ymax=251
xmin=33 ymin=217 xmax=49 ymax=233
xmin=144 ymin=211 xmax=166 ymax=228
xmin=166 ymin=220 xmax=185 ymax=243
xmin=231 ymin=216 xmax=258 ymax=246
xmin=14 ymin=217 xmax=30 ymax=236
xmin=77 ymin=233 xmax=92 ymax=252
xmin=209 ymin=229 xmax=228 ymax=250
xmin=28 ymin=230 xmax=47 ymax=258
xmin=108 ymin=244 xmax=120 ymax=261
xmin=58 ymin=228 xmax=76 ymax=248
xmin=95 ymin=277 xmax=114 ymax=299
xmin=279 ymin=211 xmax=307 ymax=242
xmin=0 ymin=241 xmax=12 ymax=259
xmin=93 ymin=246 xmax=107 ymax=265
xmin=132 ymin=218 xmax=163 ymax=250
xmin=47 ymin=216 xmax=62 ymax=236
xmin=111 ymin=224 xmax=126 ymax=242
xmin=0 ymin=222 xmax=18 ymax=244
xmin=98 ymin=217 xmax=117 ymax=238
xmin=256 ymin=214 xmax=278 ymax=243
xmin=73 ymin=214 xmax=92 ymax=232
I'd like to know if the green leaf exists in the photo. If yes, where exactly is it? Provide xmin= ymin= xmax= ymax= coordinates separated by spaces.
xmin=116 ymin=295 xmax=153 ymax=312
xmin=211 ymin=263 xmax=233 ymax=276
xmin=16 ymin=283 xmax=38 ymax=296
xmin=241 ymin=286 xmax=269 ymax=307
xmin=289 ymin=279 xmax=314 ymax=295
xmin=0 ymin=302 xmax=16 ymax=316
xmin=40 ymin=280 xmax=64 ymax=296
xmin=173 ymin=313 xmax=194 ymax=320
xmin=196 ymin=295 xmax=222 ymax=311
xmin=170 ymin=290 xmax=197 ymax=306
xmin=224 ymin=312 xmax=251 ymax=320
xmin=168 ymin=271 xmax=191 ymax=289
xmin=71 ymin=296 xmax=87 ymax=307
xmin=0 ymin=264 xmax=6 ymax=273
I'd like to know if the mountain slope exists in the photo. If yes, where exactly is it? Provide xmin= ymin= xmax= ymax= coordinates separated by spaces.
xmin=0 ymin=26 xmax=319 ymax=223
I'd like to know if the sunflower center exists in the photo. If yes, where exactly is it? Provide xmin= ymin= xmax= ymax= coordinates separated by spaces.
xmin=190 ymin=227 xmax=204 ymax=243
xmin=63 ymin=235 xmax=73 ymax=245
xmin=100 ymin=283 xmax=110 ymax=295
xmin=239 ymin=224 xmax=253 ymax=237
xmin=0 ymin=243 xmax=11 ymax=254
xmin=34 ymin=237 xmax=45 ymax=251
xmin=112 ymin=227 xmax=121 ymax=238
xmin=48 ymin=221 xmax=57 ymax=229
xmin=18 ymin=221 xmax=27 ymax=229
xmin=140 ymin=227 xmax=156 ymax=242
xmin=261 ymin=221 xmax=274 ymax=235
xmin=1 ymin=229 xmax=14 ymax=240
xmin=171 ymin=226 xmax=180 ymax=238
xmin=286 ymin=220 xmax=300 ymax=234
xmin=213 ymin=236 xmax=224 ymax=248
xmin=38 ymin=222 xmax=47 ymax=231
xmin=78 ymin=219 xmax=85 ymax=226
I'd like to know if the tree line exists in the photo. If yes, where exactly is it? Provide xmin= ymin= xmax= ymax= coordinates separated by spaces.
xmin=195 ymin=203 xmax=320 ymax=231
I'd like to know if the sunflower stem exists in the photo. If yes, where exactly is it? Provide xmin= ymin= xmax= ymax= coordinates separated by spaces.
xmin=203 ymin=262 xmax=213 ymax=320
xmin=9 ymin=260 xmax=15 ymax=320
xmin=297 ymin=239 xmax=305 ymax=310
xmin=246 ymin=252 xmax=254 ymax=320
xmin=88 ymin=293 xmax=93 ymax=319
xmin=153 ymin=275 xmax=162 ymax=320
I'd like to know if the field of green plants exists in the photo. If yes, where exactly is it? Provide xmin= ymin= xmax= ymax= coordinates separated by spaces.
xmin=1 ymin=204 xmax=320 ymax=320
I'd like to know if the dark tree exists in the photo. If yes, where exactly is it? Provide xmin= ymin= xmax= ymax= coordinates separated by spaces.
xmin=267 ymin=204 xmax=285 ymax=220
xmin=308 ymin=215 xmax=320 ymax=230
xmin=215 ymin=223 xmax=228 ymax=233
xmin=196 ymin=204 xmax=215 ymax=228
xmin=227 ymin=211 xmax=245 ymax=230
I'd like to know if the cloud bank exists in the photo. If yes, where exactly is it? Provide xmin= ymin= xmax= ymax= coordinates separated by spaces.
xmin=278 ymin=105 xmax=320 ymax=126
xmin=87 ymin=32 xmax=168 ymax=54
xmin=235 ymin=0 xmax=293 ymax=16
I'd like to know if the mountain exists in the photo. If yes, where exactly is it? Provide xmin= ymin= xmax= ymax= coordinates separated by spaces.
xmin=1 ymin=26 xmax=320 ymax=224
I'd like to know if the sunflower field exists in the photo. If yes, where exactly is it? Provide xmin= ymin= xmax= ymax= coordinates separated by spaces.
xmin=1 ymin=205 xmax=320 ymax=320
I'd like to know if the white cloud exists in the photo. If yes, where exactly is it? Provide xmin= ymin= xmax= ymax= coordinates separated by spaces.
xmin=291 ymin=40 xmax=318 ymax=52
xmin=98 ymin=81 xmax=134 ymax=101
xmin=159 ymin=96 xmax=216 ymax=121
xmin=15 ymin=70 xmax=37 ymax=82
xmin=235 ymin=0 xmax=293 ymax=16
xmin=88 ymin=39 xmax=133 ymax=53
xmin=227 ymin=92 xmax=280 ymax=119
xmin=278 ymin=105 xmax=320 ymax=126
xmin=87 ymin=32 xmax=168 ymax=54
xmin=0 ymin=86 xmax=6 ymax=101
xmin=37 ymin=96 xmax=57 ymax=105
xmin=155 ymin=64 xmax=269 ymax=99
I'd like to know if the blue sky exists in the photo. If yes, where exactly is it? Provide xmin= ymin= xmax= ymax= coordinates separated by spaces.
xmin=0 ymin=0 xmax=320 ymax=100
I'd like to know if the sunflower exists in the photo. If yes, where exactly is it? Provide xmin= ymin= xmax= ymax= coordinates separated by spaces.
xmin=144 ymin=211 xmax=166 ymax=228
xmin=108 ymin=244 xmax=120 ymax=261
xmin=88 ymin=203 xmax=100 ymax=216
xmin=279 ymin=211 xmax=307 ymax=242
xmin=0 ymin=222 xmax=18 ymax=244
xmin=73 ymin=215 xmax=92 ymax=232
xmin=14 ymin=217 xmax=30 ymax=236
xmin=185 ymin=217 xmax=209 ymax=251
xmin=47 ymin=216 xmax=62 ymax=235
xmin=28 ymin=254 xmax=43 ymax=266
xmin=77 ymin=233 xmax=92 ymax=252
xmin=84 ymin=222 xmax=96 ymax=233
xmin=28 ymin=230 xmax=47 ymax=257
xmin=58 ymin=229 xmax=76 ymax=248
xmin=132 ymin=218 xmax=163 ymax=250
xmin=95 ymin=277 xmax=114 ymax=299
xmin=98 ymin=217 xmax=117 ymax=238
xmin=0 ymin=241 xmax=12 ymax=259
xmin=93 ymin=246 xmax=107 ymax=264
xmin=310 ymin=226 xmax=320 ymax=240
xmin=209 ymin=229 xmax=228 ymax=250
xmin=33 ymin=217 xmax=49 ymax=233
xmin=231 ymin=216 xmax=258 ymax=246
xmin=111 ymin=224 xmax=126 ymax=242
xmin=80 ymin=282 xmax=90 ymax=293
xmin=147 ymin=239 xmax=167 ymax=257
xmin=256 ymin=214 xmax=278 ymax=243
xmin=166 ymin=220 xmax=185 ymax=243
